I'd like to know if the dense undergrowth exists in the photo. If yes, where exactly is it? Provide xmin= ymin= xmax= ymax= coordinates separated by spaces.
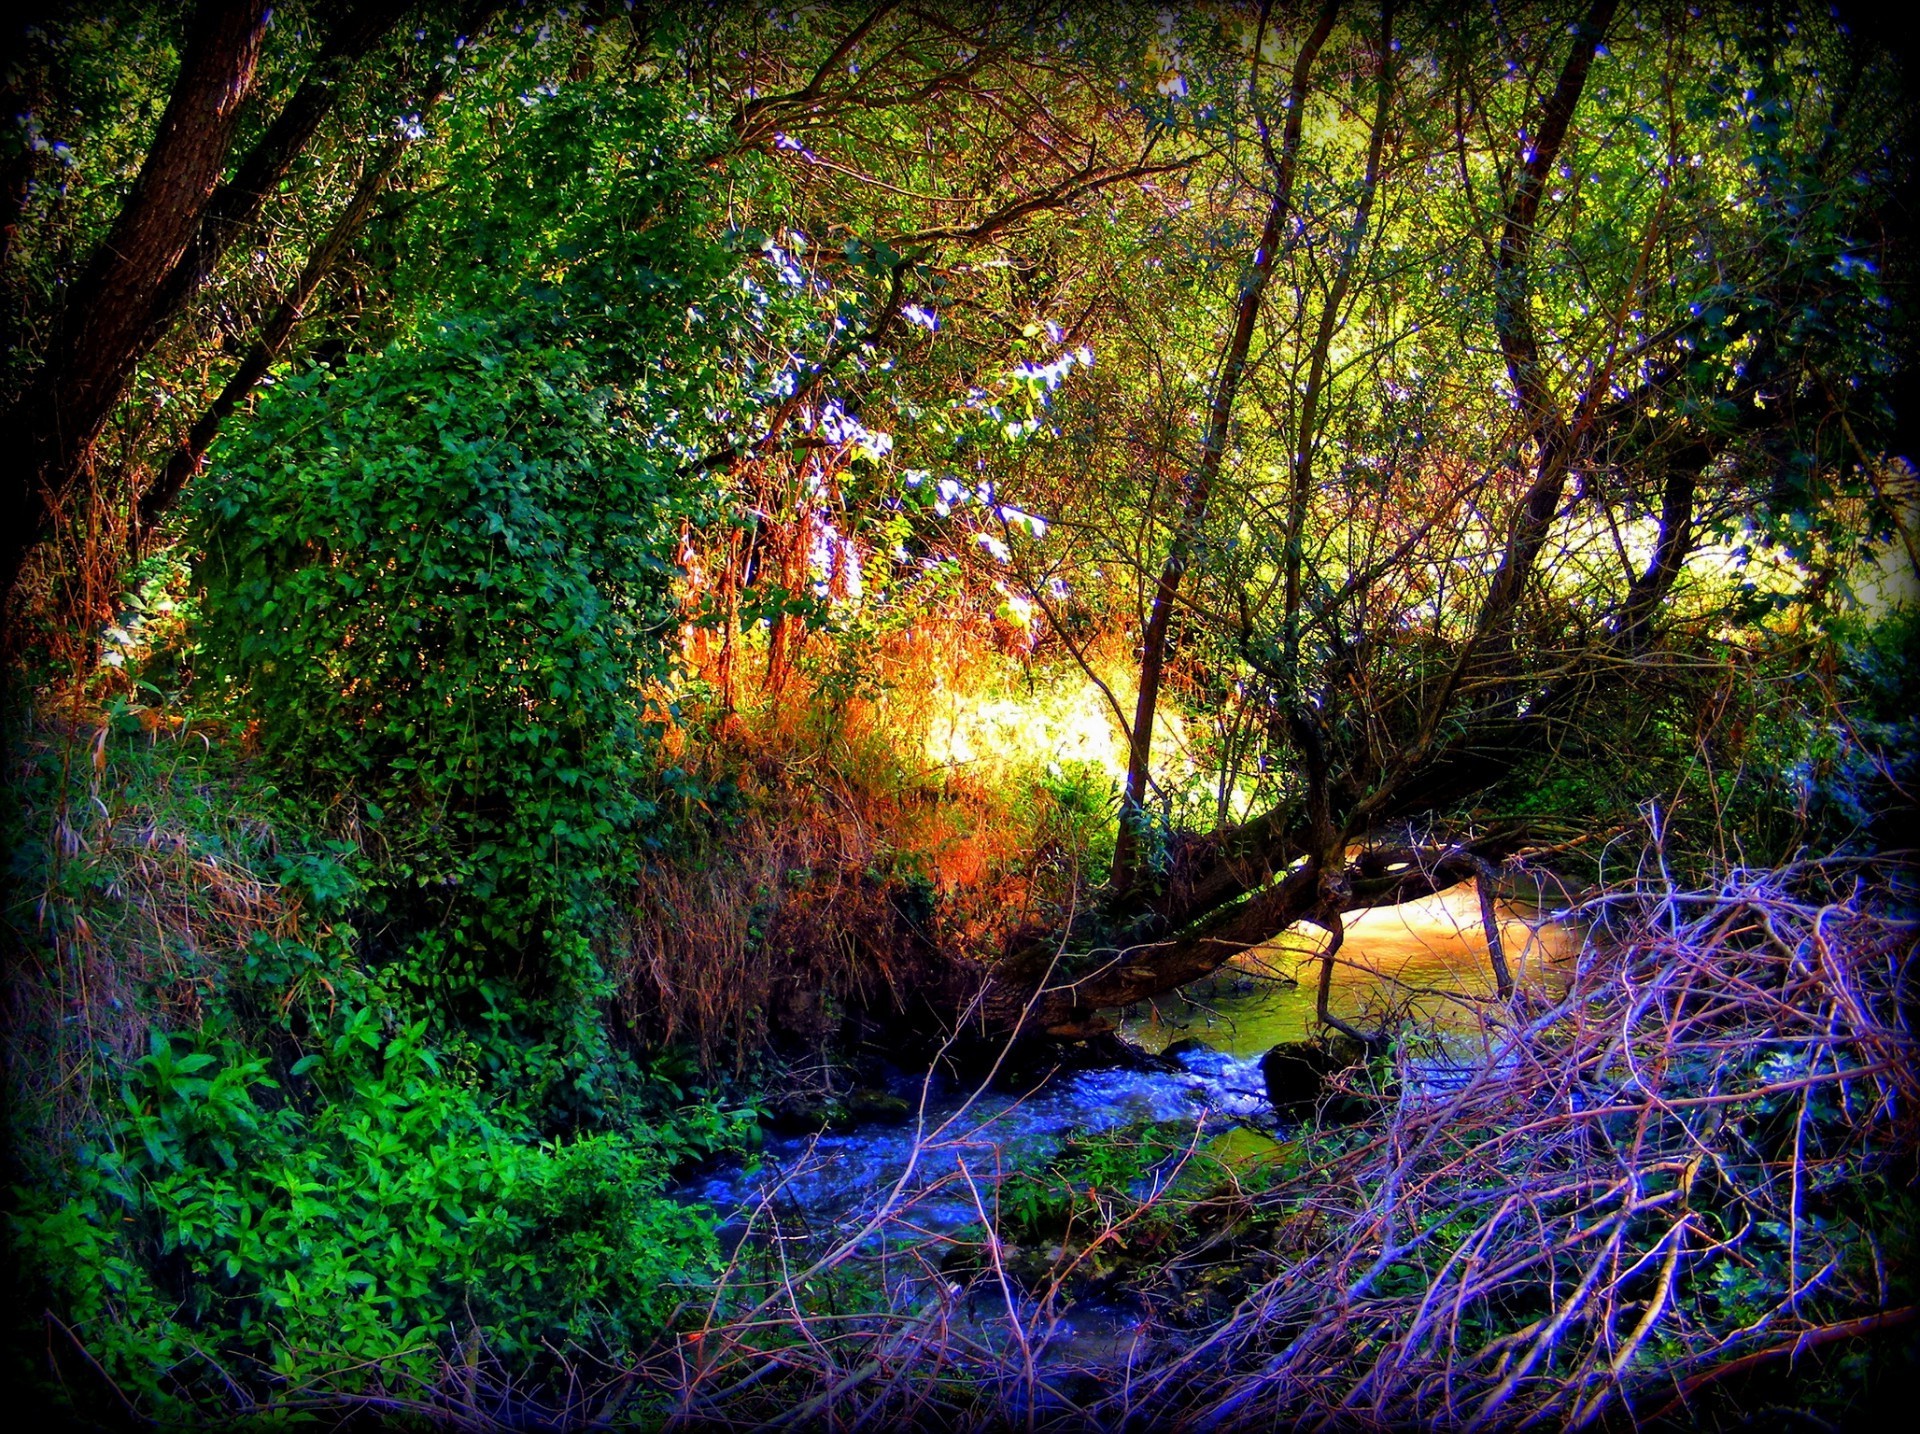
xmin=0 ymin=533 xmax=1164 ymax=1425
xmin=3 ymin=3 xmax=1916 ymax=1428
xmin=6 ymin=571 xmax=1914 ymax=1427
xmin=3 ymin=702 xmax=752 ymax=1424
xmin=645 ymin=865 xmax=1920 ymax=1432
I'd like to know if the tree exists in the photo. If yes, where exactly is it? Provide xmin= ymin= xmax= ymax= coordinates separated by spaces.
xmin=1111 ymin=0 xmax=1342 ymax=895
xmin=0 ymin=2 xmax=424 ymax=632
xmin=977 ymin=0 xmax=1909 ymax=1037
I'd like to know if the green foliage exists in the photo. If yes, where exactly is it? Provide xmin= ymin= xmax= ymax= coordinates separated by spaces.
xmin=9 ymin=57 xmax=803 ymax=1410
xmin=1792 ymin=607 xmax=1920 ymax=847
xmin=997 ymin=1123 xmax=1184 ymax=1240
xmin=1036 ymin=758 xmax=1118 ymax=882
xmin=5 ymin=720 xmax=752 ymax=1420
xmin=186 ymin=59 xmax=795 ymax=1096
xmin=1480 ymin=602 xmax=1918 ymax=879
xmin=194 ymin=315 xmax=692 ymax=1053
xmin=15 ymin=1019 xmax=731 ymax=1410
xmin=393 ymin=68 xmax=754 ymax=390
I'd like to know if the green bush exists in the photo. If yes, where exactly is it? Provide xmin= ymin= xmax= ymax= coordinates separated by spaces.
xmin=1794 ymin=606 xmax=1920 ymax=849
xmin=194 ymin=316 xmax=694 ymax=1051
xmin=5 ymin=717 xmax=752 ymax=1421
xmin=15 ymin=1020 xmax=732 ymax=1411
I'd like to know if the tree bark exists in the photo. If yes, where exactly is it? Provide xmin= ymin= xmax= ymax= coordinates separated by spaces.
xmin=137 ymin=1 xmax=504 ymax=533
xmin=1474 ymin=858 xmax=1514 ymax=999
xmin=137 ymin=138 xmax=407 ymax=530
xmin=1 ymin=0 xmax=269 ymax=620
xmin=1476 ymin=0 xmax=1618 ymax=633
xmin=131 ymin=0 xmax=410 ymax=369
xmin=995 ymin=832 xmax=1523 ymax=1038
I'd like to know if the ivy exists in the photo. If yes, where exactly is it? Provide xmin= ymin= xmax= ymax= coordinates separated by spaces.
xmin=193 ymin=312 xmax=705 ymax=1095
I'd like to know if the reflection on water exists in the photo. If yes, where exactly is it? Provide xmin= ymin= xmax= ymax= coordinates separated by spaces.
xmin=1122 ymin=881 xmax=1572 ymax=1059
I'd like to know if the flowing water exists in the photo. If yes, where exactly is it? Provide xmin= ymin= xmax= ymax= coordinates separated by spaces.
xmin=680 ymin=883 xmax=1571 ymax=1226
xmin=675 ymin=882 xmax=1573 ymax=1385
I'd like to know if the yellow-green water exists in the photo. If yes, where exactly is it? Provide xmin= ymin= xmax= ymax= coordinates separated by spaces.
xmin=1120 ymin=882 xmax=1572 ymax=1059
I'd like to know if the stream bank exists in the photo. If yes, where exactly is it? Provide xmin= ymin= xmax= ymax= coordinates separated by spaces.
xmin=666 ymin=884 xmax=1574 ymax=1408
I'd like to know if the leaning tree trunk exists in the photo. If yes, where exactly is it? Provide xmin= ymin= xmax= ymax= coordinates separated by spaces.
xmin=0 ymin=0 xmax=268 ymax=624
xmin=137 ymin=1 xmax=504 ymax=532
xmin=129 ymin=0 xmax=410 ymax=379
xmin=980 ymin=0 xmax=1622 ymax=1042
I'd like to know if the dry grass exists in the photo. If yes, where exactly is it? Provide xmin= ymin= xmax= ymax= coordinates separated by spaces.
xmin=621 ymin=613 xmax=1111 ymax=1064
xmin=4 ymin=710 xmax=298 ymax=1151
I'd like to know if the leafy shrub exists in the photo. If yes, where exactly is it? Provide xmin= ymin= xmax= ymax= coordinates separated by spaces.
xmin=6 ymin=716 xmax=753 ymax=1421
xmin=194 ymin=316 xmax=695 ymax=1049
xmin=185 ymin=69 xmax=791 ymax=1092
xmin=1037 ymin=757 xmax=1118 ymax=878
xmin=997 ymin=1123 xmax=1182 ymax=1240
xmin=14 ymin=1018 xmax=738 ymax=1412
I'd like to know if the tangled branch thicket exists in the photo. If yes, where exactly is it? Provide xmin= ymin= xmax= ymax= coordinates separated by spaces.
xmin=618 ymin=860 xmax=1914 ymax=1431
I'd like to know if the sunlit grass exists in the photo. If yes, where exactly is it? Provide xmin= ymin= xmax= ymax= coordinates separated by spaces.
xmin=917 ymin=641 xmax=1194 ymax=795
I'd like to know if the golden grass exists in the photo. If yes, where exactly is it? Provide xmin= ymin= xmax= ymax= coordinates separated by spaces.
xmin=623 ymin=611 xmax=1122 ymax=1064
xmin=5 ymin=710 xmax=301 ymax=1150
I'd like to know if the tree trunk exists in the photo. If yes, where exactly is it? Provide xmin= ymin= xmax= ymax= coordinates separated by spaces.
xmin=1474 ymin=858 xmax=1515 ymax=1000
xmin=1312 ymin=905 xmax=1372 ymax=1046
xmin=127 ymin=0 xmax=408 ymax=368
xmin=1476 ymin=0 xmax=1618 ymax=632
xmin=990 ymin=833 xmax=1524 ymax=1039
xmin=1 ymin=0 xmax=269 ymax=620
xmin=1110 ymin=0 xmax=1340 ymax=893
xmin=989 ymin=1 xmax=1622 ymax=1036
xmin=137 ymin=1 xmax=503 ymax=534
xmin=1331 ymin=0 xmax=1617 ymax=840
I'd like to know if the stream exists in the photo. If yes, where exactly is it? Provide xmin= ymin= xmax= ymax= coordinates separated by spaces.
xmin=672 ymin=883 xmax=1572 ymax=1390
xmin=679 ymin=884 xmax=1572 ymax=1230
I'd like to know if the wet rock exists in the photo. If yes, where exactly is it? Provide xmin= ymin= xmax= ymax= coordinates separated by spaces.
xmin=941 ymin=1240 xmax=1061 ymax=1296
xmin=759 ymin=1094 xmax=847 ymax=1135
xmin=990 ymin=1031 xmax=1177 ymax=1089
xmin=1259 ymin=1036 xmax=1380 ymax=1122
xmin=1163 ymin=1036 xmax=1216 ymax=1060
xmin=842 ymin=1087 xmax=911 ymax=1123
xmin=1003 ymin=1243 xmax=1062 ymax=1293
xmin=1088 ymin=1032 xmax=1181 ymax=1072
xmin=760 ymin=1082 xmax=913 ymax=1134
xmin=1258 ymin=1038 xmax=1348 ymax=1109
